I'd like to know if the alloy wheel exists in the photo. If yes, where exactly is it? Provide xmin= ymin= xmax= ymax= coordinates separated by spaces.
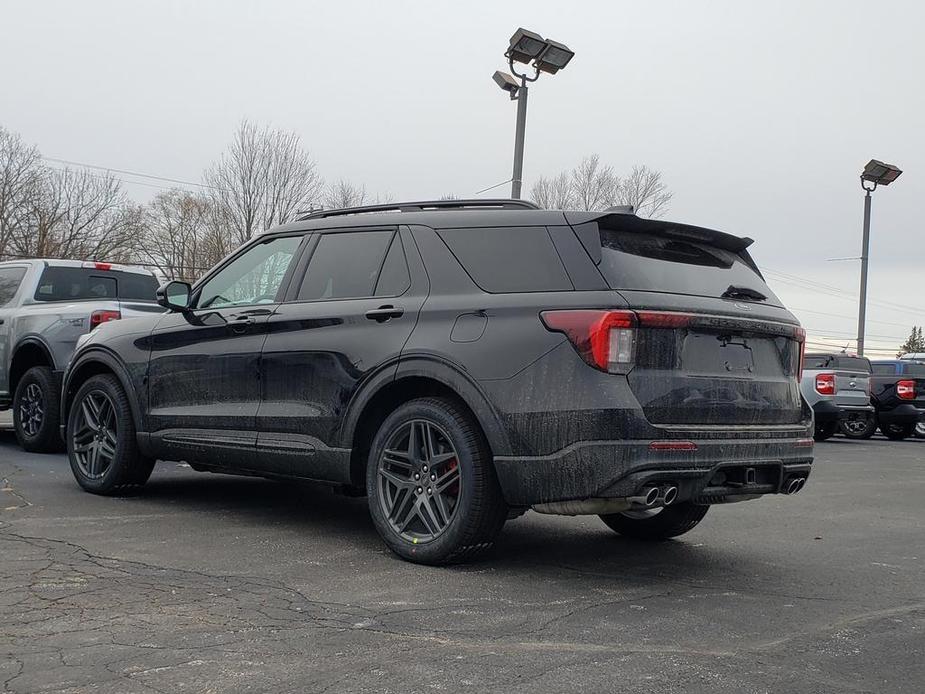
xmin=18 ymin=383 xmax=45 ymax=437
xmin=376 ymin=420 xmax=461 ymax=542
xmin=72 ymin=390 xmax=118 ymax=479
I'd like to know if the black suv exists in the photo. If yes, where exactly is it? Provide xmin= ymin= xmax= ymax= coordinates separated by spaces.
xmin=61 ymin=199 xmax=813 ymax=564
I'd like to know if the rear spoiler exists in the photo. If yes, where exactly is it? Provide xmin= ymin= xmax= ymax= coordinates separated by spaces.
xmin=566 ymin=212 xmax=759 ymax=272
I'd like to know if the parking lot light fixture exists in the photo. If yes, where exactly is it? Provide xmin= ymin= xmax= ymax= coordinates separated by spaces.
xmin=495 ymin=28 xmax=575 ymax=199
xmin=861 ymin=159 xmax=903 ymax=188
xmin=856 ymin=158 xmax=902 ymax=357
xmin=506 ymin=28 xmax=548 ymax=64
xmin=534 ymin=39 xmax=575 ymax=74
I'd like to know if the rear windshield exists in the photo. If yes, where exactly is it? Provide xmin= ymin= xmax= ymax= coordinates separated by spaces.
xmin=597 ymin=229 xmax=781 ymax=304
xmin=834 ymin=356 xmax=871 ymax=372
xmin=34 ymin=267 xmax=158 ymax=302
xmin=902 ymin=363 xmax=925 ymax=377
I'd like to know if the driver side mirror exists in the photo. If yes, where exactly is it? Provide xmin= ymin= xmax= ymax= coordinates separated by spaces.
xmin=156 ymin=281 xmax=192 ymax=312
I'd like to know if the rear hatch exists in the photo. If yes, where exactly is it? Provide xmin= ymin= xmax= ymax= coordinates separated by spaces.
xmin=578 ymin=215 xmax=804 ymax=426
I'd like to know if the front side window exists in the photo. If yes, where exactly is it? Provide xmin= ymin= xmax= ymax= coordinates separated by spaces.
xmin=196 ymin=235 xmax=302 ymax=309
xmin=297 ymin=231 xmax=395 ymax=301
xmin=0 ymin=267 xmax=26 ymax=306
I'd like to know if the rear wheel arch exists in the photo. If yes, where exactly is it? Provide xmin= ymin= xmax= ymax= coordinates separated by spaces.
xmin=10 ymin=339 xmax=56 ymax=394
xmin=344 ymin=361 xmax=511 ymax=488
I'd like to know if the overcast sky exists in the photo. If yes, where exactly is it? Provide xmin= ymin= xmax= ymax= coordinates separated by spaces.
xmin=3 ymin=0 xmax=923 ymax=355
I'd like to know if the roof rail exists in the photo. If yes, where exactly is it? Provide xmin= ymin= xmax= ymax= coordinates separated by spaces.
xmin=299 ymin=198 xmax=540 ymax=220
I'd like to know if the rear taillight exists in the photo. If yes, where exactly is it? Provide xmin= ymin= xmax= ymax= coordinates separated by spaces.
xmin=896 ymin=379 xmax=916 ymax=400
xmin=794 ymin=327 xmax=806 ymax=380
xmin=90 ymin=309 xmax=121 ymax=329
xmin=540 ymin=310 xmax=637 ymax=373
xmin=815 ymin=373 xmax=835 ymax=395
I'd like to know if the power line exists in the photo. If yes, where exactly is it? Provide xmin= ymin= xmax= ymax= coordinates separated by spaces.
xmin=42 ymin=156 xmax=220 ymax=191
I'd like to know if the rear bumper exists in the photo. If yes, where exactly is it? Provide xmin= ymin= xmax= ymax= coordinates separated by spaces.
xmin=812 ymin=400 xmax=873 ymax=424
xmin=493 ymin=435 xmax=814 ymax=506
xmin=878 ymin=404 xmax=925 ymax=427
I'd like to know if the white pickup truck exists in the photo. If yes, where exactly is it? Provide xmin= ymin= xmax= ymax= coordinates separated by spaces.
xmin=0 ymin=259 xmax=160 ymax=451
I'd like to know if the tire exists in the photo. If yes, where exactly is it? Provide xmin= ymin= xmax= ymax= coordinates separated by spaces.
xmin=599 ymin=502 xmax=709 ymax=541
xmin=880 ymin=422 xmax=915 ymax=441
xmin=366 ymin=397 xmax=507 ymax=565
xmin=814 ymin=421 xmax=838 ymax=442
xmin=13 ymin=365 xmax=63 ymax=453
xmin=839 ymin=415 xmax=876 ymax=439
xmin=915 ymin=422 xmax=925 ymax=439
xmin=66 ymin=374 xmax=155 ymax=495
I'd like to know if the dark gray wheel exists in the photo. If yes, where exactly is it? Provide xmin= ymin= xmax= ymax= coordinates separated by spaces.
xmin=67 ymin=374 xmax=155 ymax=495
xmin=366 ymin=397 xmax=507 ymax=565
xmin=599 ymin=502 xmax=709 ymax=541
xmin=376 ymin=419 xmax=462 ymax=542
xmin=839 ymin=415 xmax=876 ymax=439
xmin=13 ymin=365 xmax=63 ymax=453
xmin=880 ymin=422 xmax=915 ymax=441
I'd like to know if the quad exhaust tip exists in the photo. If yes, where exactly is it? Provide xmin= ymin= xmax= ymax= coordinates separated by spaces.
xmin=785 ymin=477 xmax=807 ymax=495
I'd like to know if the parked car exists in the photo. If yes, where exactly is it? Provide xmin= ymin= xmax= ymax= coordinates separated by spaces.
xmin=798 ymin=352 xmax=874 ymax=440
xmin=0 ymin=259 xmax=160 ymax=451
xmin=59 ymin=199 xmax=813 ymax=564
xmin=859 ymin=360 xmax=925 ymax=440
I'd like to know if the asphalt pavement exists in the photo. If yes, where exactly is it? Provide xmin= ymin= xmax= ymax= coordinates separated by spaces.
xmin=1 ymin=430 xmax=923 ymax=693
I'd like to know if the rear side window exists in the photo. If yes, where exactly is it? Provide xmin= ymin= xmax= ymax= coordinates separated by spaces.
xmin=833 ymin=357 xmax=871 ymax=372
xmin=597 ymin=229 xmax=781 ymax=304
xmin=118 ymin=273 xmax=159 ymax=300
xmin=34 ymin=268 xmax=116 ymax=301
xmin=438 ymin=227 xmax=572 ymax=293
xmin=0 ymin=267 xmax=26 ymax=306
xmin=871 ymin=363 xmax=896 ymax=375
xmin=375 ymin=234 xmax=411 ymax=297
xmin=297 ymin=230 xmax=394 ymax=301
xmin=803 ymin=355 xmax=832 ymax=370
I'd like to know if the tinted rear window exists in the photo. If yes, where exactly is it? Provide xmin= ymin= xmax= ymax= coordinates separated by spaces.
xmin=871 ymin=363 xmax=896 ymax=375
xmin=834 ymin=357 xmax=871 ymax=372
xmin=597 ymin=229 xmax=780 ymax=304
xmin=34 ymin=267 xmax=156 ymax=302
xmin=297 ymin=230 xmax=394 ymax=301
xmin=0 ymin=267 xmax=26 ymax=306
xmin=438 ymin=227 xmax=572 ymax=293
xmin=803 ymin=354 xmax=832 ymax=370
xmin=118 ymin=273 xmax=159 ymax=300
xmin=902 ymin=363 xmax=925 ymax=377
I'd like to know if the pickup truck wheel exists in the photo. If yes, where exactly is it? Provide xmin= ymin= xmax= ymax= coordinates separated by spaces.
xmin=13 ymin=366 xmax=63 ymax=453
xmin=839 ymin=415 xmax=876 ymax=439
xmin=915 ymin=422 xmax=925 ymax=439
xmin=599 ymin=502 xmax=709 ymax=540
xmin=880 ymin=422 xmax=915 ymax=441
xmin=813 ymin=421 xmax=838 ymax=441
xmin=67 ymin=374 xmax=155 ymax=495
xmin=366 ymin=397 xmax=507 ymax=565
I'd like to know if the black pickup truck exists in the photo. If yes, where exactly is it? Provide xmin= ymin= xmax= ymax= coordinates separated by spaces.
xmin=854 ymin=360 xmax=925 ymax=440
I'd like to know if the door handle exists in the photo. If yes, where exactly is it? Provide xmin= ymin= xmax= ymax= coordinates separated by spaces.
xmin=365 ymin=305 xmax=404 ymax=322
xmin=228 ymin=314 xmax=256 ymax=333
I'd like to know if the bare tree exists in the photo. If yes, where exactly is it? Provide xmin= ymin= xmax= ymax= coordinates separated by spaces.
xmin=0 ymin=126 xmax=43 ymax=257
xmin=322 ymin=179 xmax=367 ymax=209
xmin=8 ymin=166 xmax=138 ymax=261
xmin=205 ymin=120 xmax=322 ymax=244
xmin=617 ymin=165 xmax=672 ymax=218
xmin=529 ymin=155 xmax=672 ymax=217
xmin=139 ymin=190 xmax=217 ymax=282
xmin=530 ymin=171 xmax=572 ymax=210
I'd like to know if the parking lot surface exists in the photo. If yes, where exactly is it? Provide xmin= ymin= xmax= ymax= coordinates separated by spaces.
xmin=1 ymin=431 xmax=923 ymax=694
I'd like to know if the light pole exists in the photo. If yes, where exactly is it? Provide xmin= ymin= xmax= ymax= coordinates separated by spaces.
xmin=492 ymin=28 xmax=574 ymax=199
xmin=856 ymin=159 xmax=902 ymax=356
